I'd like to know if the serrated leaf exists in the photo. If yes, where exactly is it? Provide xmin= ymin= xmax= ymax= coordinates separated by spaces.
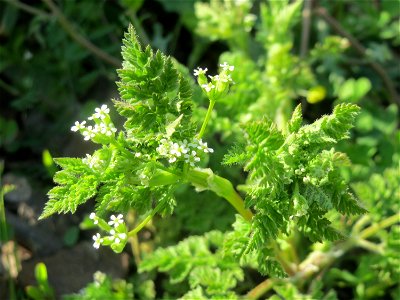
xmin=288 ymin=104 xmax=303 ymax=133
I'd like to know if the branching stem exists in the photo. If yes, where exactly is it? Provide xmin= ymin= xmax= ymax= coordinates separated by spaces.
xmin=246 ymin=278 xmax=275 ymax=299
xmin=127 ymin=201 xmax=164 ymax=237
xmin=3 ymin=0 xmax=51 ymax=18
xmin=186 ymin=168 xmax=253 ymax=221
xmin=314 ymin=7 xmax=400 ymax=106
xmin=198 ymin=99 xmax=216 ymax=139
xmin=42 ymin=0 xmax=120 ymax=67
xmin=360 ymin=212 xmax=400 ymax=239
xmin=291 ymin=212 xmax=400 ymax=283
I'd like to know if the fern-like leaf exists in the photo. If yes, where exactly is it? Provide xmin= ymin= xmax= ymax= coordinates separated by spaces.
xmin=223 ymin=104 xmax=363 ymax=275
xmin=115 ymin=24 xmax=195 ymax=143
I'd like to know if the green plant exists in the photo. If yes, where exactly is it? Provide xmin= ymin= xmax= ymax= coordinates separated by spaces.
xmin=37 ymin=24 xmax=378 ymax=298
xmin=1 ymin=0 xmax=397 ymax=298
xmin=26 ymin=263 xmax=55 ymax=300
xmin=63 ymin=272 xmax=134 ymax=300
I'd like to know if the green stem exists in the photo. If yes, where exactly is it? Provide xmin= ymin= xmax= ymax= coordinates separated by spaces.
xmin=198 ymin=99 xmax=216 ymax=139
xmin=3 ymin=0 xmax=51 ymax=18
xmin=246 ymin=278 xmax=275 ymax=299
xmin=187 ymin=168 xmax=253 ymax=221
xmin=293 ymin=212 xmax=400 ymax=283
xmin=127 ymin=211 xmax=142 ymax=266
xmin=360 ymin=212 xmax=400 ymax=239
xmin=42 ymin=0 xmax=120 ymax=67
xmin=127 ymin=201 xmax=164 ymax=237
xmin=351 ymin=214 xmax=371 ymax=235
xmin=357 ymin=239 xmax=383 ymax=254
xmin=0 ymin=187 xmax=8 ymax=242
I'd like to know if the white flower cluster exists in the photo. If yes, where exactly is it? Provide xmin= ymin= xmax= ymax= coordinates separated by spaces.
xmin=82 ymin=154 xmax=101 ymax=169
xmin=89 ymin=213 xmax=127 ymax=250
xmin=193 ymin=67 xmax=207 ymax=77
xmin=156 ymin=138 xmax=213 ymax=167
xmin=193 ymin=62 xmax=235 ymax=99
xmin=71 ymin=104 xmax=117 ymax=143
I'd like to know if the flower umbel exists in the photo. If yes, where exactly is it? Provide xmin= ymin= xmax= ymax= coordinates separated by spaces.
xmin=156 ymin=137 xmax=213 ymax=167
xmin=92 ymin=233 xmax=102 ymax=249
xmin=108 ymin=214 xmax=124 ymax=227
xmin=71 ymin=104 xmax=117 ymax=144
xmin=195 ymin=62 xmax=235 ymax=100
xmin=193 ymin=67 xmax=208 ymax=76
xmin=71 ymin=121 xmax=86 ymax=132
xmin=89 ymin=212 xmax=99 ymax=224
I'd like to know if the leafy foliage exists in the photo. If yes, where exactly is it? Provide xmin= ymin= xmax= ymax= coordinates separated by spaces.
xmin=268 ymin=281 xmax=338 ymax=300
xmin=327 ymin=225 xmax=400 ymax=299
xmin=63 ymin=272 xmax=134 ymax=300
xmin=25 ymin=1 xmax=399 ymax=299
xmin=352 ymin=168 xmax=399 ymax=222
xmin=223 ymin=104 xmax=365 ymax=276
xmin=139 ymin=231 xmax=245 ymax=299
xmin=115 ymin=24 xmax=196 ymax=143
xmin=40 ymin=25 xmax=198 ymax=220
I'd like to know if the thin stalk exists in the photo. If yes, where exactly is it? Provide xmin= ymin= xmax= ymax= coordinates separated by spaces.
xmin=0 ymin=187 xmax=8 ymax=242
xmin=198 ymin=99 xmax=216 ymax=139
xmin=300 ymin=0 xmax=313 ymax=58
xmin=246 ymin=278 xmax=275 ymax=299
xmin=314 ymin=7 xmax=400 ymax=106
xmin=357 ymin=239 xmax=383 ymax=254
xmin=127 ymin=211 xmax=141 ymax=265
xmin=127 ymin=201 xmax=164 ymax=237
xmin=272 ymin=242 xmax=296 ymax=276
xmin=129 ymin=234 xmax=142 ymax=265
xmin=42 ymin=0 xmax=120 ymax=67
xmin=360 ymin=212 xmax=400 ymax=239
xmin=3 ymin=0 xmax=51 ymax=18
xmin=351 ymin=214 xmax=371 ymax=235
xmin=293 ymin=213 xmax=400 ymax=283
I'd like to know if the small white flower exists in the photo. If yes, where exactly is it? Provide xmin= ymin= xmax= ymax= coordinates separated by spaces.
xmin=99 ymin=104 xmax=110 ymax=114
xmin=71 ymin=121 xmax=86 ymax=132
xmin=109 ymin=229 xmax=125 ymax=244
xmin=201 ymin=83 xmax=215 ymax=92
xmin=82 ymin=126 xmax=96 ymax=141
xmin=188 ymin=138 xmax=200 ymax=149
xmin=198 ymin=140 xmax=214 ymax=153
xmin=99 ymin=123 xmax=107 ymax=134
xmin=157 ymin=139 xmax=171 ymax=156
xmin=219 ymin=73 xmax=233 ymax=83
xmin=176 ymin=142 xmax=189 ymax=155
xmin=92 ymin=233 xmax=102 ymax=249
xmin=108 ymin=214 xmax=124 ymax=227
xmin=193 ymin=67 xmax=208 ymax=76
xmin=208 ymin=74 xmax=220 ymax=81
xmin=89 ymin=212 xmax=98 ymax=224
xmin=170 ymin=143 xmax=182 ymax=157
xmin=135 ymin=152 xmax=141 ymax=157
xmin=185 ymin=151 xmax=201 ymax=167
xmin=92 ymin=104 xmax=110 ymax=119
xmin=220 ymin=62 xmax=234 ymax=71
